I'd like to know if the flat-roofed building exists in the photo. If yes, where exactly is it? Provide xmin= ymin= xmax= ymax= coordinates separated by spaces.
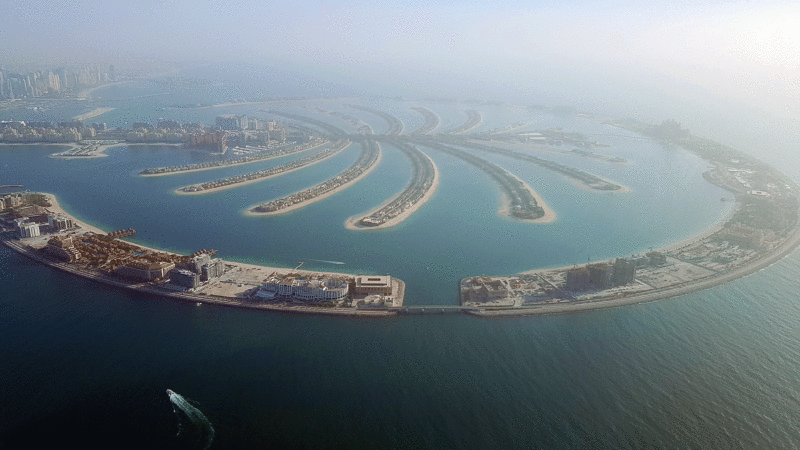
xmin=565 ymin=266 xmax=591 ymax=291
xmin=116 ymin=261 xmax=175 ymax=281
xmin=201 ymin=258 xmax=223 ymax=281
xmin=259 ymin=276 xmax=349 ymax=301
xmin=355 ymin=275 xmax=392 ymax=296
xmin=613 ymin=258 xmax=637 ymax=286
xmin=169 ymin=269 xmax=199 ymax=289
xmin=19 ymin=222 xmax=40 ymax=238
xmin=588 ymin=263 xmax=613 ymax=289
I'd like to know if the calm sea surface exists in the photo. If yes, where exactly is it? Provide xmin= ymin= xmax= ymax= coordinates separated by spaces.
xmin=2 ymin=76 xmax=800 ymax=448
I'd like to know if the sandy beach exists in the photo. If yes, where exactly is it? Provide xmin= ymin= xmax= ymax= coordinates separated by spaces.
xmin=344 ymin=156 xmax=440 ymax=230
xmin=141 ymin=141 xmax=327 ymax=177
xmin=175 ymin=142 xmax=350 ymax=196
xmin=41 ymin=192 xmax=357 ymax=278
xmin=245 ymin=145 xmax=382 ymax=217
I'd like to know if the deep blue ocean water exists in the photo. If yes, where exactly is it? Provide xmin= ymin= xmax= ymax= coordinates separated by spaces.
xmin=2 ymin=75 xmax=800 ymax=448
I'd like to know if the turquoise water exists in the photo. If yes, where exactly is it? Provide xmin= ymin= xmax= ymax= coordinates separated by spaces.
xmin=2 ymin=77 xmax=800 ymax=448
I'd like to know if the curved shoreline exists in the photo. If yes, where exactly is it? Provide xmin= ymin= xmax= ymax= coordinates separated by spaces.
xmin=449 ymin=110 xmax=483 ymax=135
xmin=410 ymin=107 xmax=440 ymax=135
xmin=345 ymin=154 xmax=440 ymax=230
xmin=469 ymin=222 xmax=800 ymax=317
xmin=174 ymin=141 xmax=350 ymax=196
xmin=141 ymin=140 xmax=327 ymax=177
xmin=49 ymin=142 xmax=132 ymax=159
xmin=3 ymin=192 xmax=402 ymax=317
xmin=497 ymin=174 xmax=557 ymax=224
xmin=245 ymin=140 xmax=382 ymax=216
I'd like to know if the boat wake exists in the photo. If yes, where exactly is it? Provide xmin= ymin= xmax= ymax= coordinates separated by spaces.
xmin=307 ymin=259 xmax=346 ymax=265
xmin=167 ymin=389 xmax=215 ymax=450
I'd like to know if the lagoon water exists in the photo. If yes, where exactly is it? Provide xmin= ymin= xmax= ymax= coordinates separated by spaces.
xmin=2 ymin=74 xmax=800 ymax=448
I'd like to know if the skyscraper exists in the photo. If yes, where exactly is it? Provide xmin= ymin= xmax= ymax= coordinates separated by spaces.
xmin=108 ymin=65 xmax=115 ymax=82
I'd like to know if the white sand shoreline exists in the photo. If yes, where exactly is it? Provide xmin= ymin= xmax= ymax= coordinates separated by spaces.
xmin=174 ymin=142 xmax=350 ymax=196
xmin=344 ymin=155 xmax=440 ymax=230
xmin=245 ymin=143 xmax=382 ymax=217
xmin=141 ymin=141 xmax=327 ymax=177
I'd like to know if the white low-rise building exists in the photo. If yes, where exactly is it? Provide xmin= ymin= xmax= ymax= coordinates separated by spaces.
xmin=258 ymin=276 xmax=350 ymax=301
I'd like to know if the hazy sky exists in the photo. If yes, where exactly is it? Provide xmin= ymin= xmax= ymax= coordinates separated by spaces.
xmin=2 ymin=1 xmax=799 ymax=121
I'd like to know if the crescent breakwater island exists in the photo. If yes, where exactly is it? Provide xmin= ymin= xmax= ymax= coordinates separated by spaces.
xmin=460 ymin=119 xmax=800 ymax=317
xmin=247 ymin=137 xmax=381 ymax=216
xmin=174 ymin=139 xmax=351 ymax=195
xmin=6 ymin=104 xmax=800 ymax=318
xmin=1 ymin=193 xmax=404 ymax=316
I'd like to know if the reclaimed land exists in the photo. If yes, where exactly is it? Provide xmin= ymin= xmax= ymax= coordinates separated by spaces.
xmin=175 ymin=140 xmax=351 ymax=195
xmin=347 ymin=105 xmax=404 ymax=135
xmin=428 ymin=136 xmax=627 ymax=192
xmin=345 ymin=139 xmax=439 ymax=230
xmin=247 ymin=138 xmax=382 ymax=216
xmin=261 ymin=110 xmax=349 ymax=136
xmin=140 ymin=138 xmax=328 ymax=177
xmin=2 ymin=193 xmax=402 ymax=317
xmin=411 ymin=140 xmax=555 ymax=223
xmin=72 ymin=107 xmax=116 ymax=121
xmin=449 ymin=110 xmax=483 ymax=135
xmin=410 ymin=107 xmax=440 ymax=135
xmin=460 ymin=121 xmax=800 ymax=317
